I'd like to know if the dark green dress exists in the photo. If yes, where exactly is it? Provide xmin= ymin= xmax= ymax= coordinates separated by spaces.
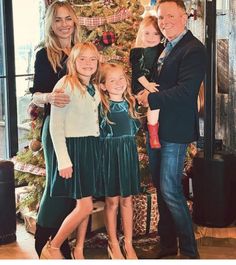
xmin=49 ymin=84 xmax=100 ymax=200
xmin=31 ymin=48 xmax=75 ymax=228
xmin=98 ymin=100 xmax=140 ymax=197
xmin=130 ymin=44 xmax=164 ymax=94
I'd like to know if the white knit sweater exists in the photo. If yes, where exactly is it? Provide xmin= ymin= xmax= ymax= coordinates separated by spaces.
xmin=50 ymin=77 xmax=100 ymax=170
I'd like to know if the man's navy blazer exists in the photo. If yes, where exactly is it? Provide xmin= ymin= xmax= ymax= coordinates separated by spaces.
xmin=148 ymin=30 xmax=207 ymax=143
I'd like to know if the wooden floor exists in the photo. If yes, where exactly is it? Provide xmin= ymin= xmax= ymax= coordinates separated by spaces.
xmin=1 ymin=222 xmax=236 ymax=259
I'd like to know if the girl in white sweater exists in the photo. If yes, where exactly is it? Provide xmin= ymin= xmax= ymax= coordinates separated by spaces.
xmin=40 ymin=42 xmax=100 ymax=259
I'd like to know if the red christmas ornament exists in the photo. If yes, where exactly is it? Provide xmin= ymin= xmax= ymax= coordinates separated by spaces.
xmin=102 ymin=31 xmax=116 ymax=45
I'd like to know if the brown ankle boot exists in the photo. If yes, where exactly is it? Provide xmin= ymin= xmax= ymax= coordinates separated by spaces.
xmin=147 ymin=123 xmax=161 ymax=149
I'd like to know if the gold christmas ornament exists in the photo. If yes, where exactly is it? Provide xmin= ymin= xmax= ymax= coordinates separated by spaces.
xmin=30 ymin=139 xmax=42 ymax=152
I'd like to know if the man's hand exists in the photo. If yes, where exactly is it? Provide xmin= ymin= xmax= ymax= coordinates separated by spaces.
xmin=48 ymin=88 xmax=70 ymax=107
xmin=59 ymin=166 xmax=73 ymax=179
xmin=136 ymin=90 xmax=150 ymax=107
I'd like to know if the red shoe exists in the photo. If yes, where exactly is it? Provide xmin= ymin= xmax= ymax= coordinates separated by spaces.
xmin=147 ymin=123 xmax=161 ymax=149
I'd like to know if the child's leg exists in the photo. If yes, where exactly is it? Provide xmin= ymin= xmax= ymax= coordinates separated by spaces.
xmin=147 ymin=108 xmax=161 ymax=149
xmin=120 ymin=196 xmax=138 ymax=259
xmin=41 ymin=196 xmax=93 ymax=259
xmin=73 ymin=217 xmax=89 ymax=259
xmin=147 ymin=108 xmax=159 ymax=125
xmin=105 ymin=196 xmax=124 ymax=259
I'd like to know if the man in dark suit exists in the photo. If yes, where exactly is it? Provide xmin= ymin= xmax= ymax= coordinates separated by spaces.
xmin=137 ymin=0 xmax=207 ymax=259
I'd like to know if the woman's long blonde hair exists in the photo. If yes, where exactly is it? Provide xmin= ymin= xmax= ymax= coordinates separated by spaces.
xmin=44 ymin=0 xmax=80 ymax=72
xmin=135 ymin=15 xmax=162 ymax=47
xmin=98 ymin=63 xmax=138 ymax=122
xmin=64 ymin=42 xmax=100 ymax=93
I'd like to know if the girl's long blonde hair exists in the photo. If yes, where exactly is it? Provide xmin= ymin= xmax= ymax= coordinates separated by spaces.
xmin=64 ymin=42 xmax=100 ymax=93
xmin=98 ymin=63 xmax=139 ymax=122
xmin=135 ymin=15 xmax=162 ymax=47
xmin=44 ymin=0 xmax=81 ymax=72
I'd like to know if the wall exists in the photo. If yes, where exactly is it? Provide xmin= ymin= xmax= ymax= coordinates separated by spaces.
xmin=215 ymin=1 xmax=236 ymax=153
xmin=186 ymin=0 xmax=236 ymax=154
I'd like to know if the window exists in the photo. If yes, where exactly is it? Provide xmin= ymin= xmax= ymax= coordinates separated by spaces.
xmin=12 ymin=0 xmax=45 ymax=151
xmin=0 ymin=0 xmax=45 ymax=158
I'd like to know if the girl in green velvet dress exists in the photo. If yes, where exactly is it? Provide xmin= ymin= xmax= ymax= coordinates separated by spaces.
xmin=130 ymin=16 xmax=164 ymax=148
xmin=40 ymin=42 xmax=100 ymax=259
xmin=98 ymin=63 xmax=140 ymax=259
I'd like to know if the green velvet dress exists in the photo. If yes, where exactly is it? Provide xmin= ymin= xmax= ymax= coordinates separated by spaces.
xmin=98 ymin=100 xmax=141 ymax=197
xmin=130 ymin=44 xmax=164 ymax=94
xmin=37 ymin=116 xmax=75 ymax=228
xmin=49 ymin=84 xmax=100 ymax=200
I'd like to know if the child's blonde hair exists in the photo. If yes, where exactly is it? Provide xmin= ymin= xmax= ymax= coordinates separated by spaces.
xmin=45 ymin=0 xmax=81 ymax=72
xmin=98 ymin=63 xmax=138 ymax=122
xmin=135 ymin=15 xmax=162 ymax=47
xmin=64 ymin=42 xmax=100 ymax=93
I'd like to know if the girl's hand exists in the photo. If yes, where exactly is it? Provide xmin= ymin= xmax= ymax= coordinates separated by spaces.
xmin=59 ymin=166 xmax=73 ymax=179
xmin=146 ymin=82 xmax=159 ymax=93
xmin=48 ymin=88 xmax=70 ymax=107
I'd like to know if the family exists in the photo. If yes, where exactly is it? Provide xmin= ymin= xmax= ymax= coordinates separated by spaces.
xmin=30 ymin=0 xmax=206 ymax=260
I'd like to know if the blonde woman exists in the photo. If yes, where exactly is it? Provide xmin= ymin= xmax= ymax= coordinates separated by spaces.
xmin=30 ymin=0 xmax=81 ymax=259
xmin=40 ymin=42 xmax=100 ymax=259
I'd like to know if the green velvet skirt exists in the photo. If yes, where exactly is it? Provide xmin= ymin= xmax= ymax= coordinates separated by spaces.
xmin=50 ymin=136 xmax=100 ymax=200
xmin=97 ymin=136 xmax=141 ymax=197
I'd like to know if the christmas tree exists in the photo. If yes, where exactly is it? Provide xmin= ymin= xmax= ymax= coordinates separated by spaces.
xmin=14 ymin=0 xmax=148 ymax=210
xmin=73 ymin=0 xmax=144 ymax=72
xmin=14 ymin=103 xmax=46 ymax=210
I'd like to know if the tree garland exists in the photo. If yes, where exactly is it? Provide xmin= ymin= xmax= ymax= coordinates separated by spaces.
xmin=77 ymin=8 xmax=130 ymax=28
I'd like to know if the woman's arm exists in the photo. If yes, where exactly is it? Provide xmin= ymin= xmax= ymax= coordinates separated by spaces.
xmin=32 ymin=89 xmax=70 ymax=107
xmin=31 ymin=48 xmax=70 ymax=107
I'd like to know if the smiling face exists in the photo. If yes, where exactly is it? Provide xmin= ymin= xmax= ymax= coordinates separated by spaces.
xmin=157 ymin=2 xmax=187 ymax=41
xmin=75 ymin=48 xmax=98 ymax=81
xmin=141 ymin=24 xmax=161 ymax=48
xmin=51 ymin=6 xmax=75 ymax=42
xmin=101 ymin=67 xmax=127 ymax=101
